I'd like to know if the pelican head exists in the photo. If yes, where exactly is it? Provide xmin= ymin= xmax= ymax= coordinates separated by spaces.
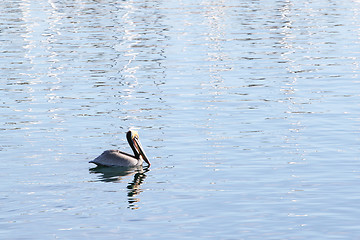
xmin=127 ymin=130 xmax=150 ymax=166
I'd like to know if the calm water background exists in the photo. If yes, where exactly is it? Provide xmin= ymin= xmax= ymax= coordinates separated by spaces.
xmin=1 ymin=0 xmax=360 ymax=239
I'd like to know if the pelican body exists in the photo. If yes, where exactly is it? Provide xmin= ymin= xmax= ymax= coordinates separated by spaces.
xmin=90 ymin=130 xmax=150 ymax=167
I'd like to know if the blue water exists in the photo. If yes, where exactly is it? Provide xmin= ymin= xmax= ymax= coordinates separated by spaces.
xmin=1 ymin=0 xmax=360 ymax=239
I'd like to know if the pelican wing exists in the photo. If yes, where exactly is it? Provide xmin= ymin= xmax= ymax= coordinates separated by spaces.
xmin=90 ymin=150 xmax=141 ymax=167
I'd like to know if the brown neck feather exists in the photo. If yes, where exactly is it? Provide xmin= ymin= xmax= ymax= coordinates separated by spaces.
xmin=126 ymin=131 xmax=139 ymax=159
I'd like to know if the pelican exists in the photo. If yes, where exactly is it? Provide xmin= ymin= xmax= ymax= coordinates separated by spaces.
xmin=89 ymin=130 xmax=150 ymax=167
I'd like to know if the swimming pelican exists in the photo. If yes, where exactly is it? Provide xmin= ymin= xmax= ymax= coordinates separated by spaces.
xmin=89 ymin=130 xmax=150 ymax=167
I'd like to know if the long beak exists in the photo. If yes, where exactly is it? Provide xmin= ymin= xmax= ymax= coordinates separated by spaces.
xmin=134 ymin=137 xmax=150 ymax=166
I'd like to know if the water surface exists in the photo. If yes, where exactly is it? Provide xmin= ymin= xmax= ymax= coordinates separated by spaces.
xmin=1 ymin=0 xmax=360 ymax=239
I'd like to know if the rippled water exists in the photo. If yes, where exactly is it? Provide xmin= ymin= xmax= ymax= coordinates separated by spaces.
xmin=2 ymin=0 xmax=360 ymax=239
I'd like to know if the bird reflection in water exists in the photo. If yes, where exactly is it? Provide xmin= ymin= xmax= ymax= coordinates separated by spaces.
xmin=89 ymin=165 xmax=149 ymax=209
